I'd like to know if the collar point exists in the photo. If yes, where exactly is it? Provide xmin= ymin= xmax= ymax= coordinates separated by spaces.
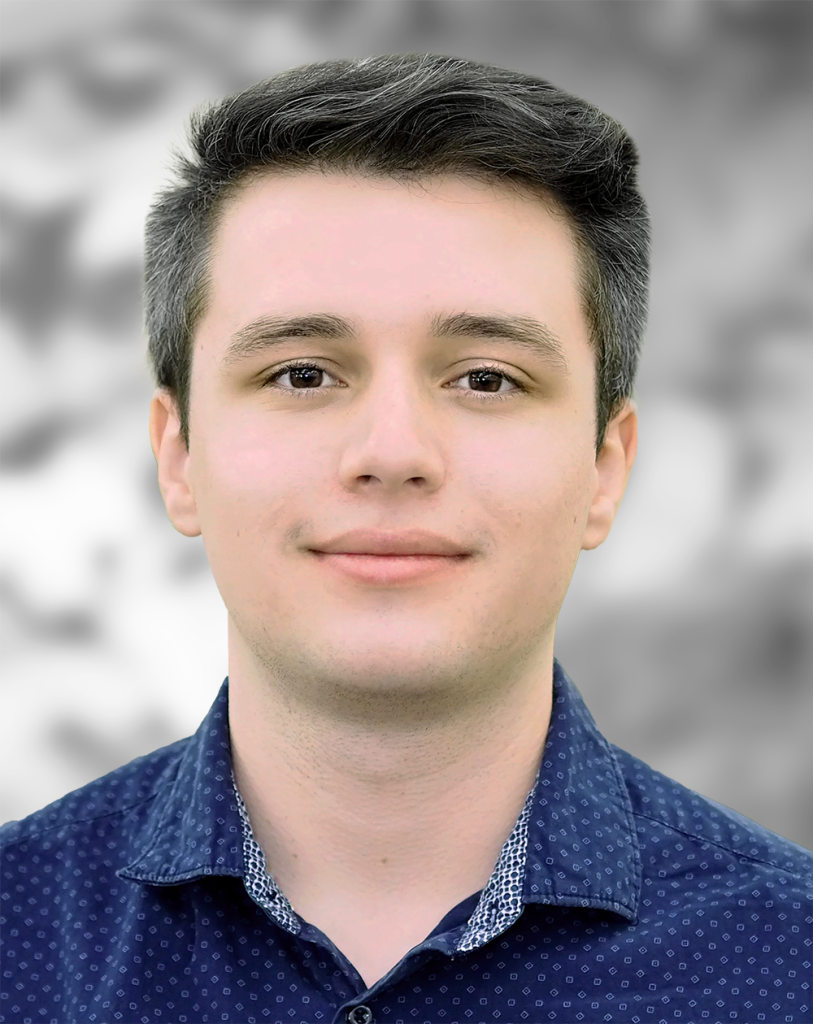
xmin=525 ymin=889 xmax=639 ymax=924
xmin=117 ymin=859 xmax=244 ymax=886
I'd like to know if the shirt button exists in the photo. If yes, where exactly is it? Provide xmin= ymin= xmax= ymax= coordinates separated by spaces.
xmin=347 ymin=1006 xmax=374 ymax=1024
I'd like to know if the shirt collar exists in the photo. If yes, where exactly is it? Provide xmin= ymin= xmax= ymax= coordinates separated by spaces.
xmin=455 ymin=660 xmax=640 ymax=953
xmin=119 ymin=661 xmax=640 ymax=927
xmin=523 ymin=659 xmax=641 ymax=922
xmin=118 ymin=680 xmax=244 ymax=885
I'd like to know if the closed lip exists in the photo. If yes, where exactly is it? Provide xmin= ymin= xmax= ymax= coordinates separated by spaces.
xmin=309 ymin=528 xmax=472 ymax=557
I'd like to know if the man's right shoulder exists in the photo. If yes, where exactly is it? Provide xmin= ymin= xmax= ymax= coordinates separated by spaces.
xmin=0 ymin=737 xmax=190 ymax=851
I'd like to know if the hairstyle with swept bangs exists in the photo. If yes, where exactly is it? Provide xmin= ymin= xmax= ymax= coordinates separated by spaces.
xmin=145 ymin=54 xmax=650 ymax=452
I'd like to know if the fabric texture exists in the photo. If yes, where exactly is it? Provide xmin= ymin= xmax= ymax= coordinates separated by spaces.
xmin=1 ymin=660 xmax=811 ymax=1024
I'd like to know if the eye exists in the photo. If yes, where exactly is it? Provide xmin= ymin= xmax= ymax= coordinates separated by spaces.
xmin=448 ymin=366 xmax=526 ymax=400
xmin=262 ymin=361 xmax=526 ymax=401
xmin=263 ymin=361 xmax=342 ymax=394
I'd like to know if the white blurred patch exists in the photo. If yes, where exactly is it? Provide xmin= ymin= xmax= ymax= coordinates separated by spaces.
xmin=580 ymin=398 xmax=736 ymax=596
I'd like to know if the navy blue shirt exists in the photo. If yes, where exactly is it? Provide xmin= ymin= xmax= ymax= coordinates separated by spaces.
xmin=2 ymin=661 xmax=811 ymax=1024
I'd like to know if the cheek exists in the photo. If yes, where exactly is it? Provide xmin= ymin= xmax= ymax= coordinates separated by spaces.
xmin=465 ymin=429 xmax=594 ymax=562
xmin=189 ymin=416 xmax=326 ymax=561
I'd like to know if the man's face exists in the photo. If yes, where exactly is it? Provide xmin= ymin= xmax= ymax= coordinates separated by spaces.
xmin=156 ymin=171 xmax=631 ymax=710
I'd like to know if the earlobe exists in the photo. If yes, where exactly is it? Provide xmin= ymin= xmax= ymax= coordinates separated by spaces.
xmin=149 ymin=389 xmax=201 ymax=538
xmin=581 ymin=400 xmax=638 ymax=551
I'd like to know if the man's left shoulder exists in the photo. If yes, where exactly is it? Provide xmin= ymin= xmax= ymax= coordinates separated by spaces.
xmin=612 ymin=743 xmax=813 ymax=894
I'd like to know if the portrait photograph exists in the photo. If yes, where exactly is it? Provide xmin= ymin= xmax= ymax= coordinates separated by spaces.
xmin=1 ymin=3 xmax=811 ymax=1023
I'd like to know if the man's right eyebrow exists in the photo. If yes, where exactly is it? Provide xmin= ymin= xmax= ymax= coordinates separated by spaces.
xmin=222 ymin=314 xmax=356 ymax=367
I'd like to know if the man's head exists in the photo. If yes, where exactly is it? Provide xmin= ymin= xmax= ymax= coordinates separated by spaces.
xmin=147 ymin=56 xmax=645 ymax=717
xmin=146 ymin=54 xmax=649 ymax=455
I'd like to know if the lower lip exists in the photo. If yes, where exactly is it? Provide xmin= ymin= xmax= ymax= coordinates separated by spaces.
xmin=310 ymin=552 xmax=470 ymax=584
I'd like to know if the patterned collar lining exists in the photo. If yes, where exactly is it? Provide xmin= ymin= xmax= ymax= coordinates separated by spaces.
xmin=233 ymin=783 xmax=301 ymax=936
xmin=232 ymin=765 xmax=539 ymax=955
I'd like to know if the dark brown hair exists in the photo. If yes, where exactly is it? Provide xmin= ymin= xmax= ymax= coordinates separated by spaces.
xmin=145 ymin=54 xmax=650 ymax=451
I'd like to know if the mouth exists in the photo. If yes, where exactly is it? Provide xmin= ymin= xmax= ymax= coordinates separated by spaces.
xmin=307 ymin=527 xmax=472 ymax=557
xmin=308 ymin=551 xmax=471 ymax=585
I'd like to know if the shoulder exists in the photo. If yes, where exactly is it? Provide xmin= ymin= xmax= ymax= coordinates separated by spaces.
xmin=0 ymin=737 xmax=189 ymax=853
xmin=612 ymin=744 xmax=813 ymax=889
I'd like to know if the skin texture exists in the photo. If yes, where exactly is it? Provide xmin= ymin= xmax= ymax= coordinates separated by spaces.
xmin=150 ymin=171 xmax=638 ymax=987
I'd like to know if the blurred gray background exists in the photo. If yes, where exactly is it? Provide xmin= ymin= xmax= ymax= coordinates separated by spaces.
xmin=1 ymin=0 xmax=812 ymax=850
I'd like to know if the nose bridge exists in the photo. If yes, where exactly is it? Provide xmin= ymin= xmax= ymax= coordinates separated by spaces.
xmin=336 ymin=350 xmax=446 ymax=493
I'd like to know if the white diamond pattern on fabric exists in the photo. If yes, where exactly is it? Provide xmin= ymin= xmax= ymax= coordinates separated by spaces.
xmin=233 ymin=777 xmax=302 ymax=935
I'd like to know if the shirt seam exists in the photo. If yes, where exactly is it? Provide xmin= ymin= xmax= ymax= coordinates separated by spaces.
xmin=0 ymin=790 xmax=164 ymax=850
xmin=121 ymin=759 xmax=196 ymax=871
xmin=601 ymin=732 xmax=644 ymax=910
xmin=631 ymin=809 xmax=812 ymax=879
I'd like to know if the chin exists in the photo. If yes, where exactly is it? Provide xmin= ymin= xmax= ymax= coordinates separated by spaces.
xmin=255 ymin=629 xmax=472 ymax=694
xmin=309 ymin=643 xmax=458 ymax=687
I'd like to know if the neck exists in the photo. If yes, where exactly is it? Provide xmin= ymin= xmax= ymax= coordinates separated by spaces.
xmin=227 ymin=624 xmax=554 ymax=915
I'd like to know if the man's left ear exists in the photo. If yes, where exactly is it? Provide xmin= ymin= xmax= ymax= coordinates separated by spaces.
xmin=581 ymin=399 xmax=638 ymax=551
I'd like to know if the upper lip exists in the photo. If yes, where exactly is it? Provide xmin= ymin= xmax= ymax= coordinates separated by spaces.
xmin=309 ymin=529 xmax=472 ymax=556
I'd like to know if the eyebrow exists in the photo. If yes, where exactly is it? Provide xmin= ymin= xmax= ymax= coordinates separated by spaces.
xmin=430 ymin=312 xmax=570 ymax=374
xmin=222 ymin=311 xmax=570 ymax=374
xmin=223 ymin=314 xmax=355 ymax=367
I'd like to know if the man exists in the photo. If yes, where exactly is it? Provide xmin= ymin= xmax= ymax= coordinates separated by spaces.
xmin=1 ymin=54 xmax=810 ymax=1024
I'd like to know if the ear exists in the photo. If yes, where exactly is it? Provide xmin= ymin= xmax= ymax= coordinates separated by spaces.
xmin=581 ymin=399 xmax=638 ymax=551
xmin=149 ymin=389 xmax=201 ymax=538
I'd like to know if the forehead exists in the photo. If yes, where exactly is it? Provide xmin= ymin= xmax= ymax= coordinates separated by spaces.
xmin=203 ymin=169 xmax=586 ymax=341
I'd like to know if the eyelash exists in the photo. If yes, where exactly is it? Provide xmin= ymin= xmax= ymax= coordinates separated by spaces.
xmin=261 ymin=360 xmax=527 ymax=402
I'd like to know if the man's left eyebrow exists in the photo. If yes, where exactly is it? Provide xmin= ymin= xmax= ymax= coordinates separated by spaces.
xmin=222 ymin=313 xmax=356 ymax=367
xmin=431 ymin=312 xmax=571 ymax=375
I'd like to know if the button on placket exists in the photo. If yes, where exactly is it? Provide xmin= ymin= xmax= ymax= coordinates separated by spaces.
xmin=347 ymin=1005 xmax=374 ymax=1024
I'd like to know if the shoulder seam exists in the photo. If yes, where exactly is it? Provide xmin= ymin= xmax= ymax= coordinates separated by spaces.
xmin=0 ymin=790 xmax=165 ymax=850
xmin=631 ymin=809 xmax=812 ymax=880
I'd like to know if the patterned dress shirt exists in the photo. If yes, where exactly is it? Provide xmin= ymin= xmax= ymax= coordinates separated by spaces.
xmin=1 ymin=660 xmax=811 ymax=1024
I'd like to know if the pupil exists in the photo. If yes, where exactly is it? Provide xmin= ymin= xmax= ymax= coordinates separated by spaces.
xmin=470 ymin=370 xmax=502 ymax=393
xmin=290 ymin=367 xmax=322 ymax=388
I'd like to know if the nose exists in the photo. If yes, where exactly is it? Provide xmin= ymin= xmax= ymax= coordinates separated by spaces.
xmin=335 ymin=368 xmax=446 ymax=497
